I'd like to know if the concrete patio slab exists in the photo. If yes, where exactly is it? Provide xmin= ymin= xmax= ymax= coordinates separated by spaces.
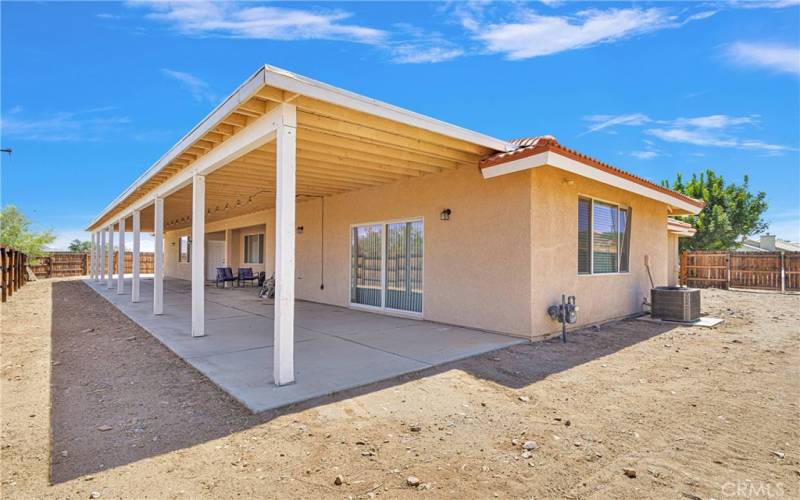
xmin=83 ymin=277 xmax=525 ymax=412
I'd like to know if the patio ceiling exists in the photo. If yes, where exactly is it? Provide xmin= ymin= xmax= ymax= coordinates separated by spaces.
xmin=89 ymin=66 xmax=507 ymax=232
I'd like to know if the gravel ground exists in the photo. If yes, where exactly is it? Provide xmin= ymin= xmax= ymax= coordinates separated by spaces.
xmin=1 ymin=278 xmax=798 ymax=499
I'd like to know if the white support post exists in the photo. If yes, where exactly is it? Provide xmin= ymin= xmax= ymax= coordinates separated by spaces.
xmin=106 ymin=225 xmax=114 ymax=289
xmin=132 ymin=210 xmax=141 ymax=302
xmin=117 ymin=217 xmax=125 ymax=294
xmin=273 ymin=104 xmax=297 ymax=386
xmin=99 ymin=230 xmax=106 ymax=282
xmin=191 ymin=174 xmax=206 ymax=337
xmin=154 ymin=197 xmax=164 ymax=315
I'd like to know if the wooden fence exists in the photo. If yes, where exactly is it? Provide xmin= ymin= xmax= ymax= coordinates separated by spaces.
xmin=29 ymin=251 xmax=155 ymax=278
xmin=680 ymin=250 xmax=800 ymax=292
xmin=1 ymin=246 xmax=29 ymax=302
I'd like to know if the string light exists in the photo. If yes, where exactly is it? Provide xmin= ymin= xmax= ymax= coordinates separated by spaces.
xmin=163 ymin=190 xmax=321 ymax=228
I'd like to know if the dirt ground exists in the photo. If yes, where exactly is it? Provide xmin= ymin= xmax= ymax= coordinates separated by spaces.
xmin=1 ymin=278 xmax=797 ymax=499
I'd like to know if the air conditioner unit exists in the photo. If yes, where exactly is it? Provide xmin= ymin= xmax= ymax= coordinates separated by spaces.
xmin=650 ymin=286 xmax=701 ymax=322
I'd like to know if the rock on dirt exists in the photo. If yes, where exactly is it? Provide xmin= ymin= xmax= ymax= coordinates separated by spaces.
xmin=623 ymin=468 xmax=637 ymax=478
xmin=522 ymin=441 xmax=539 ymax=451
xmin=333 ymin=475 xmax=344 ymax=486
xmin=407 ymin=476 xmax=420 ymax=487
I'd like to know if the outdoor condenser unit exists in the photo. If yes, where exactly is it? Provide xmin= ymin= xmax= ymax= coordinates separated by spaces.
xmin=650 ymin=286 xmax=701 ymax=322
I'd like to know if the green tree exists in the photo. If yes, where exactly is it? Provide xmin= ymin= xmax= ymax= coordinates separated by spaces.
xmin=68 ymin=239 xmax=91 ymax=252
xmin=663 ymin=170 xmax=768 ymax=251
xmin=0 ymin=205 xmax=56 ymax=257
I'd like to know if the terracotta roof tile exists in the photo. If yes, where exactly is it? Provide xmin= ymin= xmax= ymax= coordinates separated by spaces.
xmin=481 ymin=136 xmax=704 ymax=209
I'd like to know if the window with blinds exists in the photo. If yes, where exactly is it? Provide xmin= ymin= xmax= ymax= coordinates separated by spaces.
xmin=244 ymin=234 xmax=264 ymax=264
xmin=620 ymin=208 xmax=631 ymax=272
xmin=577 ymin=197 xmax=632 ymax=274
xmin=578 ymin=198 xmax=592 ymax=274
xmin=593 ymin=201 xmax=619 ymax=273
xmin=351 ymin=219 xmax=423 ymax=314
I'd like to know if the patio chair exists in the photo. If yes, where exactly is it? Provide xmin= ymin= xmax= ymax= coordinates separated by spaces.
xmin=215 ymin=267 xmax=237 ymax=288
xmin=257 ymin=271 xmax=266 ymax=287
xmin=238 ymin=267 xmax=258 ymax=287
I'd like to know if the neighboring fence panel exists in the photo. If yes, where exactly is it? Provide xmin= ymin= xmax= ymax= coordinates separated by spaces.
xmin=30 ymin=251 xmax=155 ymax=278
xmin=730 ymin=252 xmax=782 ymax=290
xmin=1 ymin=245 xmax=29 ymax=302
xmin=112 ymin=251 xmax=155 ymax=274
xmin=681 ymin=251 xmax=729 ymax=289
xmin=786 ymin=253 xmax=800 ymax=291
xmin=681 ymin=250 xmax=799 ymax=292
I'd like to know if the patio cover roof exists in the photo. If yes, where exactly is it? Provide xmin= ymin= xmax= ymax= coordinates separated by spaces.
xmin=87 ymin=66 xmax=702 ymax=232
xmin=87 ymin=65 xmax=512 ymax=232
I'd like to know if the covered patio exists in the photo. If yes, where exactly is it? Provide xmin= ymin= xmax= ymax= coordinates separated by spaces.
xmin=84 ymin=277 xmax=523 ymax=412
xmin=86 ymin=65 xmax=515 ymax=394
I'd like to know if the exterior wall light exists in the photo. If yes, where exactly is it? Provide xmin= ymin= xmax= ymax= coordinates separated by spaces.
xmin=440 ymin=208 xmax=451 ymax=221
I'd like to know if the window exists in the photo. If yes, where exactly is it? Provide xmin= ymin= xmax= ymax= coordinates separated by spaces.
xmin=577 ymin=197 xmax=632 ymax=274
xmin=178 ymin=236 xmax=191 ymax=263
xmin=244 ymin=234 xmax=264 ymax=264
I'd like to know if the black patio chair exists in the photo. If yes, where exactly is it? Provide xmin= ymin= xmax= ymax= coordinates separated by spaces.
xmin=238 ymin=267 xmax=258 ymax=287
xmin=257 ymin=271 xmax=266 ymax=287
xmin=215 ymin=267 xmax=237 ymax=288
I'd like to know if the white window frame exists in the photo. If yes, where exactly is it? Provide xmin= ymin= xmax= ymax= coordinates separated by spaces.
xmin=348 ymin=217 xmax=424 ymax=319
xmin=243 ymin=233 xmax=264 ymax=265
xmin=578 ymin=195 xmax=631 ymax=276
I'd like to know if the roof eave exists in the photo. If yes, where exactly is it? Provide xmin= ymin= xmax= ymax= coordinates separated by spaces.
xmin=481 ymin=147 xmax=704 ymax=215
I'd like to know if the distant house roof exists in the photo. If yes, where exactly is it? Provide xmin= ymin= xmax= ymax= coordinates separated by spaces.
xmin=741 ymin=236 xmax=800 ymax=252
xmin=480 ymin=136 xmax=705 ymax=215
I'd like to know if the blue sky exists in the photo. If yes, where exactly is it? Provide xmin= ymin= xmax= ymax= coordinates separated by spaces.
xmin=2 ymin=0 xmax=799 ymax=250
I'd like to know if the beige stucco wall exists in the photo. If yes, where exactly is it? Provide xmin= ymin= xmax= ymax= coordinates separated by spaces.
xmin=164 ymin=166 xmax=533 ymax=336
xmin=292 ymin=166 xmax=533 ymax=336
xmin=529 ymin=166 xmax=669 ymax=336
xmin=161 ymin=163 xmax=677 ymax=339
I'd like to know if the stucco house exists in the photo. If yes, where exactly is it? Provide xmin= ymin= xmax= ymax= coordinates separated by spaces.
xmin=86 ymin=66 xmax=703 ymax=387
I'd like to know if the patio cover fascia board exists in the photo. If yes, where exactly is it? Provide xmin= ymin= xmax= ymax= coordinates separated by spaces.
xmin=667 ymin=218 xmax=697 ymax=237
xmin=86 ymin=65 xmax=513 ymax=231
xmin=481 ymin=149 xmax=704 ymax=216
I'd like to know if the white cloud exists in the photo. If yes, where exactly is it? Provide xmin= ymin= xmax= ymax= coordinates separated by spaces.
xmin=629 ymin=150 xmax=660 ymax=160
xmin=646 ymin=122 xmax=794 ymax=154
xmin=386 ymin=23 xmax=464 ymax=64
xmin=724 ymin=42 xmax=800 ymax=76
xmin=728 ymin=0 xmax=800 ymax=9
xmin=390 ymin=45 xmax=464 ymax=64
xmin=583 ymin=112 xmax=794 ymax=155
xmin=162 ymin=69 xmax=217 ymax=104
xmin=672 ymin=114 xmax=758 ymax=129
xmin=582 ymin=113 xmax=651 ymax=134
xmin=0 ymin=107 xmax=130 ymax=142
xmin=466 ymin=8 xmax=674 ymax=60
xmin=131 ymin=1 xmax=386 ymax=44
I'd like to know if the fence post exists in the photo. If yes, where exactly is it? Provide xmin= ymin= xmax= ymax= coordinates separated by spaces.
xmin=680 ymin=250 xmax=687 ymax=286
xmin=10 ymin=250 xmax=16 ymax=294
xmin=780 ymin=251 xmax=786 ymax=294
xmin=1 ymin=248 xmax=6 ymax=302
xmin=726 ymin=252 xmax=731 ymax=290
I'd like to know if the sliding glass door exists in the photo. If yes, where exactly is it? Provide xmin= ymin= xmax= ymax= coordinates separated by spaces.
xmin=350 ymin=219 xmax=423 ymax=315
